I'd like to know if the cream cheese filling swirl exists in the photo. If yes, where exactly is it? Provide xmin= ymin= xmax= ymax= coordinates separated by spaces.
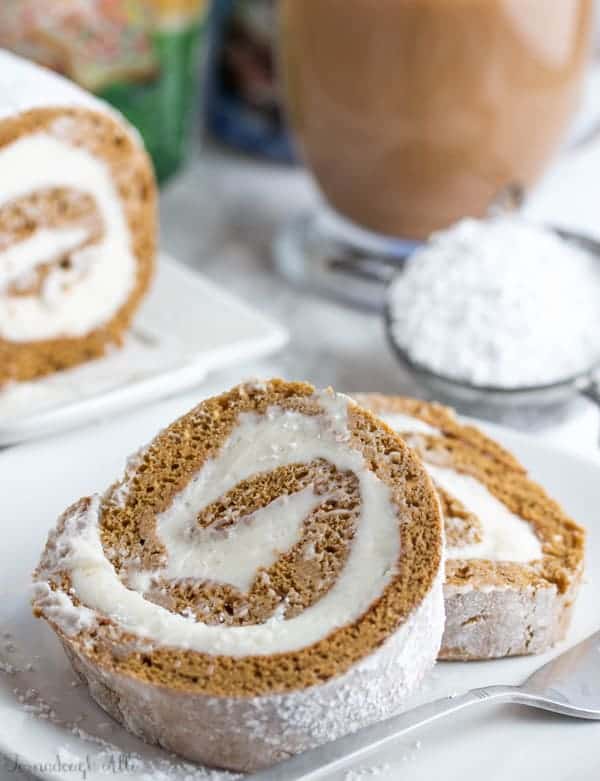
xmin=0 ymin=132 xmax=136 ymax=342
xmin=37 ymin=392 xmax=401 ymax=657
xmin=381 ymin=412 xmax=542 ymax=563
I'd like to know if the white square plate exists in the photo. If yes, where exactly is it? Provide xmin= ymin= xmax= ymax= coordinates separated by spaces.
xmin=0 ymin=255 xmax=288 ymax=446
xmin=0 ymin=401 xmax=598 ymax=781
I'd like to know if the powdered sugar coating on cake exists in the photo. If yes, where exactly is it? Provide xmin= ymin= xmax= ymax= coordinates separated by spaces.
xmin=33 ymin=380 xmax=445 ymax=770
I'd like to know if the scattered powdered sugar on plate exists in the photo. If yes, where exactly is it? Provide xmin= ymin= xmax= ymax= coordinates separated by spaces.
xmin=75 ymin=746 xmax=242 ymax=781
xmin=1 ymin=631 xmax=241 ymax=780
xmin=344 ymin=763 xmax=392 ymax=779
xmin=341 ymin=740 xmax=421 ymax=778
xmin=0 ymin=631 xmax=36 ymax=675
xmin=388 ymin=217 xmax=600 ymax=388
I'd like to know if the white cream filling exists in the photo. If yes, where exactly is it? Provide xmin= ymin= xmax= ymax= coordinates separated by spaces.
xmin=426 ymin=464 xmax=542 ymax=562
xmin=382 ymin=411 xmax=542 ymax=563
xmin=380 ymin=412 xmax=440 ymax=437
xmin=158 ymin=486 xmax=334 ymax=593
xmin=0 ymin=226 xmax=88 ymax=290
xmin=0 ymin=132 xmax=136 ymax=341
xmin=49 ymin=393 xmax=402 ymax=656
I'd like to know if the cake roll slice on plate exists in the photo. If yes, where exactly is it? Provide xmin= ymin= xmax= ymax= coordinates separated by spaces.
xmin=0 ymin=50 xmax=156 ymax=385
xmin=33 ymin=380 xmax=444 ymax=772
xmin=355 ymin=394 xmax=585 ymax=661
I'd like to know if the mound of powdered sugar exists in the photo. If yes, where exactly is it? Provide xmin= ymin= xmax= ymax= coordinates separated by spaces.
xmin=388 ymin=218 xmax=600 ymax=388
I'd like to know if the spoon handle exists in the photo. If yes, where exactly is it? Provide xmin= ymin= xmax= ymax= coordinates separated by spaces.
xmin=247 ymin=685 xmax=515 ymax=781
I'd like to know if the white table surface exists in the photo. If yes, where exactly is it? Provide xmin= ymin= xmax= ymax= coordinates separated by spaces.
xmin=4 ymin=68 xmax=600 ymax=779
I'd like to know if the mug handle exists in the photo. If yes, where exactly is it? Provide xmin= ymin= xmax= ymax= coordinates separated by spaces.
xmin=564 ymin=99 xmax=600 ymax=152
xmin=577 ymin=372 xmax=600 ymax=446
xmin=488 ymin=76 xmax=600 ymax=215
xmin=568 ymin=123 xmax=600 ymax=150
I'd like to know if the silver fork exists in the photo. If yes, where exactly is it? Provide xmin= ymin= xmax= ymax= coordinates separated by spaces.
xmin=249 ymin=629 xmax=600 ymax=780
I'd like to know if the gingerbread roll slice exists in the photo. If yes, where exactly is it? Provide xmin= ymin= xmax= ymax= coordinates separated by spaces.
xmin=33 ymin=379 xmax=444 ymax=772
xmin=355 ymin=393 xmax=585 ymax=661
xmin=0 ymin=50 xmax=156 ymax=385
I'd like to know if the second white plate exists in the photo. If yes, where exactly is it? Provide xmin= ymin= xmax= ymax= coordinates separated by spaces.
xmin=0 ymin=255 xmax=288 ymax=446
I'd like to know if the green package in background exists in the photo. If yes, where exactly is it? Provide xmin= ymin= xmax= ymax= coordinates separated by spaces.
xmin=0 ymin=0 xmax=208 ymax=183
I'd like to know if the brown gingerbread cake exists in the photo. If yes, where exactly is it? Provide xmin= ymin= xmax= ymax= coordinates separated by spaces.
xmin=0 ymin=50 xmax=156 ymax=385
xmin=33 ymin=380 xmax=445 ymax=772
xmin=354 ymin=394 xmax=585 ymax=661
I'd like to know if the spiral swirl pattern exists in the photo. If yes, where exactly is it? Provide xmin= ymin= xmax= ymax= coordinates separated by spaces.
xmin=33 ymin=380 xmax=445 ymax=770
xmin=0 ymin=50 xmax=155 ymax=384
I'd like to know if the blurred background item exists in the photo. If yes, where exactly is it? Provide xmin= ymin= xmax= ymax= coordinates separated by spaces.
xmin=0 ymin=0 xmax=208 ymax=182
xmin=280 ymin=0 xmax=594 ymax=239
xmin=275 ymin=0 xmax=597 ymax=305
xmin=204 ymin=0 xmax=295 ymax=162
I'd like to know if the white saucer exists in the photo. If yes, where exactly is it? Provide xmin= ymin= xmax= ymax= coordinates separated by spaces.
xmin=0 ymin=407 xmax=598 ymax=781
xmin=0 ymin=255 xmax=288 ymax=446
